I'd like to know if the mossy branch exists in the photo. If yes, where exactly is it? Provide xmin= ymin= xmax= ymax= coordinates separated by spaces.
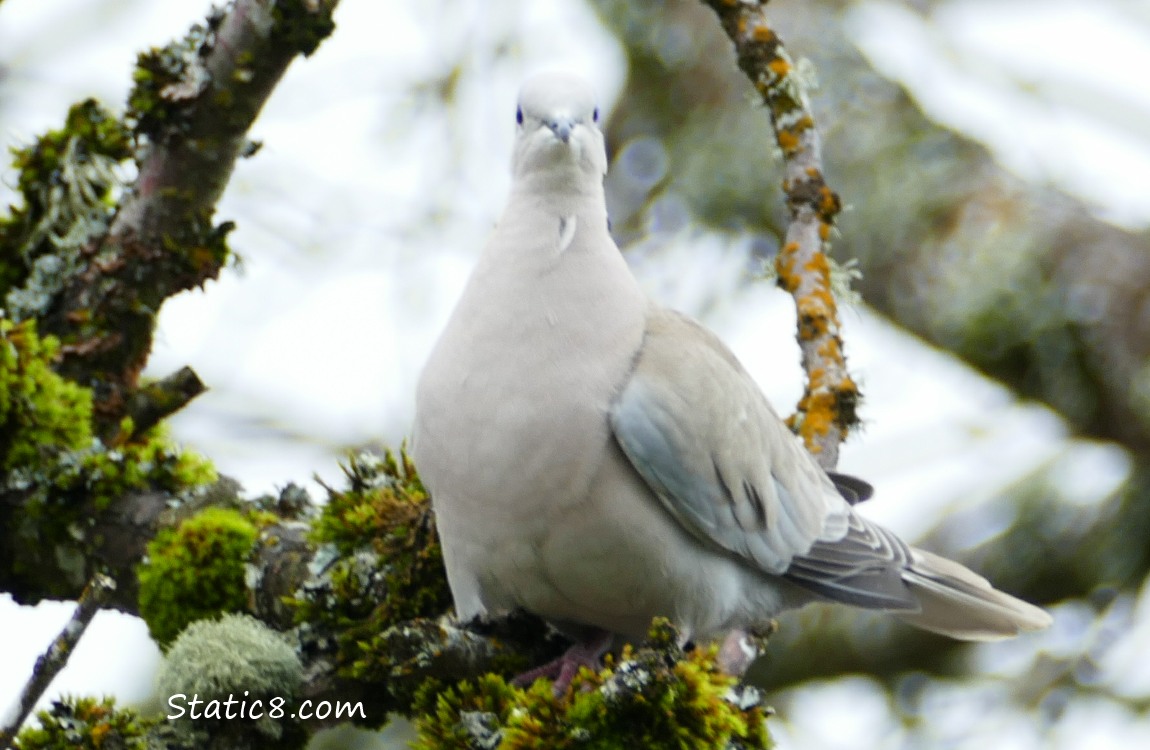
xmin=702 ymin=0 xmax=859 ymax=469
xmin=19 ymin=0 xmax=339 ymax=438
xmin=1 ymin=3 xmax=788 ymax=746
xmin=0 ymin=0 xmax=340 ymax=611
xmin=116 ymin=366 xmax=207 ymax=444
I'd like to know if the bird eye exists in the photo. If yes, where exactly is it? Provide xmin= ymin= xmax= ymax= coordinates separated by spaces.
xmin=516 ymin=107 xmax=523 ymax=125
xmin=593 ymin=107 xmax=599 ymax=123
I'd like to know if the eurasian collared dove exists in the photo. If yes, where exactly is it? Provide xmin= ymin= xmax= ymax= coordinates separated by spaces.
xmin=413 ymin=71 xmax=1052 ymax=683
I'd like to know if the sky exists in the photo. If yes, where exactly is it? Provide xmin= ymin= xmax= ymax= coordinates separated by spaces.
xmin=1 ymin=0 xmax=1148 ymax=747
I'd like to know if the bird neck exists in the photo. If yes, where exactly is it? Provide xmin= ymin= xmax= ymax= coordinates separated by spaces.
xmin=509 ymin=170 xmax=607 ymax=218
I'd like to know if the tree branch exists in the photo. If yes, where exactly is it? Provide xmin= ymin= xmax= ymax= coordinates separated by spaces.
xmin=0 ymin=574 xmax=115 ymax=747
xmin=116 ymin=366 xmax=207 ymax=443
xmin=702 ymin=0 xmax=859 ymax=469
xmin=38 ymin=0 xmax=339 ymax=438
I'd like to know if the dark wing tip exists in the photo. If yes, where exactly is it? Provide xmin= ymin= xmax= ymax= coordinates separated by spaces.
xmin=827 ymin=471 xmax=875 ymax=505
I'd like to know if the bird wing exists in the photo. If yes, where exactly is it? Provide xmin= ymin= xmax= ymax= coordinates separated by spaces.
xmin=609 ymin=306 xmax=918 ymax=611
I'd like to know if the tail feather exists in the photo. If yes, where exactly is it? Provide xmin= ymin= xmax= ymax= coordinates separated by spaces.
xmin=896 ymin=548 xmax=1052 ymax=641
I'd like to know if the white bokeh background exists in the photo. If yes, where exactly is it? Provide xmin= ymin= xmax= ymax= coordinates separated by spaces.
xmin=1 ymin=0 xmax=1147 ymax=747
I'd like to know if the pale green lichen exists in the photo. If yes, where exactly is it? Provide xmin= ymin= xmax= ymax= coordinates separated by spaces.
xmin=158 ymin=613 xmax=304 ymax=744
xmin=0 ymin=99 xmax=130 ymax=314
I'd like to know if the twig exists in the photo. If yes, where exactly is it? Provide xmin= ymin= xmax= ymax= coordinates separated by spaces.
xmin=0 ymin=574 xmax=116 ymax=748
xmin=702 ymin=0 xmax=859 ymax=469
xmin=114 ymin=366 xmax=207 ymax=444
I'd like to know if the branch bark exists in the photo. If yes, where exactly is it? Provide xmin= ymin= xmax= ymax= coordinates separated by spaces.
xmin=0 ymin=575 xmax=115 ymax=749
xmin=38 ymin=0 xmax=338 ymax=438
xmin=702 ymin=0 xmax=858 ymax=469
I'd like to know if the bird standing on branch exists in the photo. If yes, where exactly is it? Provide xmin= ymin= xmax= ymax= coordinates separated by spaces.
xmin=413 ymin=71 xmax=1051 ymax=690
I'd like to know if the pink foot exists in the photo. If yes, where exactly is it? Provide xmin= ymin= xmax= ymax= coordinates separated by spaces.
xmin=512 ymin=630 xmax=613 ymax=694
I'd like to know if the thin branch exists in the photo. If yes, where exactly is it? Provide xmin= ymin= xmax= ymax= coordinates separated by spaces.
xmin=0 ymin=574 xmax=116 ymax=748
xmin=702 ymin=0 xmax=859 ymax=469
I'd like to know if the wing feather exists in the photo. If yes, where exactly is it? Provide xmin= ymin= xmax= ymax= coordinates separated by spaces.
xmin=611 ymin=308 xmax=840 ymax=573
xmin=609 ymin=307 xmax=919 ymax=612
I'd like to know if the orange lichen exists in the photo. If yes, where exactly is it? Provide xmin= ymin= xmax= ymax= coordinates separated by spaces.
xmin=800 ymin=285 xmax=835 ymax=312
xmin=804 ymin=252 xmax=830 ymax=278
xmin=752 ymin=24 xmax=776 ymax=44
xmin=775 ymin=245 xmax=801 ymax=292
xmin=777 ymin=129 xmax=800 ymax=154
xmin=817 ymin=185 xmax=841 ymax=217
xmin=768 ymin=58 xmax=790 ymax=77
xmin=816 ymin=337 xmax=842 ymax=361
xmin=800 ymin=391 xmax=837 ymax=439
xmin=797 ymin=315 xmax=826 ymax=340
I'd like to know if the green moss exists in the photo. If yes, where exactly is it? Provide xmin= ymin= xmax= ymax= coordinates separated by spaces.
xmin=0 ymin=319 xmax=93 ymax=471
xmin=412 ymin=620 xmax=773 ymax=750
xmin=14 ymin=696 xmax=153 ymax=750
xmin=137 ymin=507 xmax=259 ymax=648
xmin=127 ymin=13 xmax=220 ymax=141
xmin=286 ymin=448 xmax=451 ymax=714
xmin=73 ymin=423 xmax=217 ymax=510
xmin=10 ymin=419 xmax=216 ymax=517
xmin=0 ymin=320 xmax=217 ymax=601
xmin=270 ymin=0 xmax=338 ymax=57
xmin=293 ymin=447 xmax=449 ymax=630
xmin=312 ymin=448 xmax=426 ymax=552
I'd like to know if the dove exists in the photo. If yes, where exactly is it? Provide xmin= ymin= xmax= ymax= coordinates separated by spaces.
xmin=413 ymin=71 xmax=1051 ymax=687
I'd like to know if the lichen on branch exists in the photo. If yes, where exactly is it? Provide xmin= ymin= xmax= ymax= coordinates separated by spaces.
xmin=703 ymin=0 xmax=859 ymax=468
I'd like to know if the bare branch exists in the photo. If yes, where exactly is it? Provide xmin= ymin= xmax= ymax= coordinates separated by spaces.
xmin=0 ymin=574 xmax=115 ymax=747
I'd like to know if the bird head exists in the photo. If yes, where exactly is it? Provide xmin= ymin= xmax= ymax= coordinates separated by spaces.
xmin=511 ymin=71 xmax=607 ymax=188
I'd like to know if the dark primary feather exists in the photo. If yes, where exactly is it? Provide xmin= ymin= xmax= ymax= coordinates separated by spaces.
xmin=827 ymin=471 xmax=874 ymax=505
xmin=782 ymin=513 xmax=918 ymax=610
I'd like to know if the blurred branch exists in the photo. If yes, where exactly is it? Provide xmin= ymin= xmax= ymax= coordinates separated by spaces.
xmin=115 ymin=366 xmax=206 ymax=443
xmin=702 ymin=0 xmax=858 ymax=469
xmin=0 ymin=574 xmax=115 ymax=748
xmin=601 ymin=0 xmax=1150 ymax=460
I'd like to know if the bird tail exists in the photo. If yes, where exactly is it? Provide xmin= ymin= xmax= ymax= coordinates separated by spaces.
xmin=896 ymin=548 xmax=1052 ymax=641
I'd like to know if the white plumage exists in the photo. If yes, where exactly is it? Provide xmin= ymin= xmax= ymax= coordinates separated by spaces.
xmin=413 ymin=71 xmax=1051 ymax=660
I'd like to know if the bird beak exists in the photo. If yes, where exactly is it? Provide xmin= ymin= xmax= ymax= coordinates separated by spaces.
xmin=546 ymin=117 xmax=575 ymax=144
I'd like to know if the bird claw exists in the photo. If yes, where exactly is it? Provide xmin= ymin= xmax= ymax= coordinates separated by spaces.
xmin=511 ymin=630 xmax=613 ymax=695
